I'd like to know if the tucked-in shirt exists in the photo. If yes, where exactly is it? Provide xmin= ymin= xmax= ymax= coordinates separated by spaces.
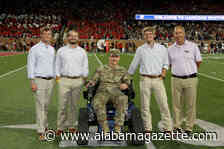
xmin=168 ymin=40 xmax=202 ymax=76
xmin=128 ymin=43 xmax=169 ymax=75
xmin=55 ymin=45 xmax=89 ymax=77
xmin=27 ymin=41 xmax=55 ymax=79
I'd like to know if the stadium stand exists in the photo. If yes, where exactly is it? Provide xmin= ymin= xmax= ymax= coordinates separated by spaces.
xmin=0 ymin=0 xmax=224 ymax=53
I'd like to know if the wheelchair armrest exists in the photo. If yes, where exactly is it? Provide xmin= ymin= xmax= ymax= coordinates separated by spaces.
xmin=121 ymin=80 xmax=135 ymax=99
xmin=83 ymin=80 xmax=100 ymax=101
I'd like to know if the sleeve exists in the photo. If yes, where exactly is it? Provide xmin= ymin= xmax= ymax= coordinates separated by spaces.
xmin=27 ymin=48 xmax=35 ymax=79
xmin=194 ymin=44 xmax=202 ymax=62
xmin=55 ymin=50 xmax=62 ymax=77
xmin=121 ymin=71 xmax=132 ymax=85
xmin=162 ymin=47 xmax=169 ymax=70
xmin=91 ymin=67 xmax=102 ymax=82
xmin=128 ymin=48 xmax=141 ymax=75
xmin=53 ymin=48 xmax=56 ymax=78
xmin=82 ymin=51 xmax=89 ymax=78
xmin=167 ymin=47 xmax=172 ymax=66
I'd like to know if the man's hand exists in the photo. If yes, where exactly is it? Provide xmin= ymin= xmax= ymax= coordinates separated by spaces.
xmin=31 ymin=81 xmax=37 ymax=92
xmin=120 ymin=83 xmax=128 ymax=90
xmin=56 ymin=76 xmax=60 ymax=83
xmin=160 ymin=68 xmax=166 ymax=80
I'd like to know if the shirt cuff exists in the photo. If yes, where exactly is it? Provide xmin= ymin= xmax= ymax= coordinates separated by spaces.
xmin=163 ymin=65 xmax=169 ymax=70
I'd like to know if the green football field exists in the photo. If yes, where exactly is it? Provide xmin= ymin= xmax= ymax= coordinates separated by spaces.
xmin=0 ymin=53 xmax=224 ymax=149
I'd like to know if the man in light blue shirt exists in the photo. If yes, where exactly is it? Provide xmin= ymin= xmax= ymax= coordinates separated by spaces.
xmin=55 ymin=29 xmax=89 ymax=135
xmin=27 ymin=26 xmax=55 ymax=140
xmin=128 ymin=26 xmax=172 ymax=132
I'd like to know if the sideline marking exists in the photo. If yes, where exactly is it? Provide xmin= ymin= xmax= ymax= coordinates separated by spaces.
xmin=0 ymin=65 xmax=26 ymax=80
xmin=199 ymin=73 xmax=224 ymax=82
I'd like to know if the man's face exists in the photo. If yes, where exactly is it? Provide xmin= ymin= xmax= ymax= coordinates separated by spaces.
xmin=67 ymin=31 xmax=79 ymax=44
xmin=41 ymin=30 xmax=52 ymax=44
xmin=174 ymin=27 xmax=185 ymax=44
xmin=144 ymin=31 xmax=155 ymax=42
xmin=109 ymin=55 xmax=120 ymax=66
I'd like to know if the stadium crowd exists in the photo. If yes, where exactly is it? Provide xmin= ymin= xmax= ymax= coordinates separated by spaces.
xmin=0 ymin=0 xmax=224 ymax=53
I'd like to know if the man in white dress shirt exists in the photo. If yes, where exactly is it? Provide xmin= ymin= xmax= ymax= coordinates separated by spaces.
xmin=27 ymin=26 xmax=55 ymax=140
xmin=128 ymin=26 xmax=172 ymax=133
xmin=168 ymin=26 xmax=202 ymax=134
xmin=55 ymin=29 xmax=89 ymax=135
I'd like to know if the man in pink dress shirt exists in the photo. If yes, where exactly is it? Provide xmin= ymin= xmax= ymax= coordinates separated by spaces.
xmin=168 ymin=25 xmax=202 ymax=135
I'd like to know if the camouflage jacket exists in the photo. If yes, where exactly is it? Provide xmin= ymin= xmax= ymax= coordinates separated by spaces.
xmin=92 ymin=65 xmax=131 ymax=93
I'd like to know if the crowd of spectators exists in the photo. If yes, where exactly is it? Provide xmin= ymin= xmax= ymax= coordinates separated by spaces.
xmin=126 ymin=21 xmax=224 ymax=42
xmin=0 ymin=8 xmax=64 ymax=38
xmin=0 ymin=0 xmax=224 ymax=53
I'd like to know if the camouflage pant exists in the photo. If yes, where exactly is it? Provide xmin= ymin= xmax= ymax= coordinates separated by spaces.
xmin=93 ymin=88 xmax=128 ymax=127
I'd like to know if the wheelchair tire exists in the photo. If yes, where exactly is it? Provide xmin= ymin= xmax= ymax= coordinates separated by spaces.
xmin=129 ymin=107 xmax=145 ymax=145
xmin=77 ymin=108 xmax=89 ymax=145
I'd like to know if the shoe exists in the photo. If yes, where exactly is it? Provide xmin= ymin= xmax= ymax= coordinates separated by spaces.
xmin=144 ymin=130 xmax=152 ymax=138
xmin=56 ymin=129 xmax=63 ymax=136
xmin=38 ymin=133 xmax=46 ymax=141
xmin=184 ymin=130 xmax=193 ymax=137
xmin=164 ymin=130 xmax=172 ymax=136
xmin=172 ymin=128 xmax=182 ymax=140
xmin=114 ymin=125 xmax=121 ymax=133
xmin=102 ymin=124 xmax=110 ymax=134
xmin=173 ymin=127 xmax=182 ymax=133
xmin=68 ymin=128 xmax=76 ymax=133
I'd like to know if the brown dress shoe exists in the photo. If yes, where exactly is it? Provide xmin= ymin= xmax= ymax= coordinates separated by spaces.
xmin=38 ymin=133 xmax=46 ymax=141
xmin=68 ymin=128 xmax=77 ymax=133
xmin=56 ymin=129 xmax=63 ymax=136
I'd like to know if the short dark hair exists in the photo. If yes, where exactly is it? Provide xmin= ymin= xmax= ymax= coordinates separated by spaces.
xmin=40 ymin=26 xmax=52 ymax=34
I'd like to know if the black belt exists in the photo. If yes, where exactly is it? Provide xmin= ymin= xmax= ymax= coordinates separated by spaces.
xmin=36 ymin=76 xmax=53 ymax=80
xmin=172 ymin=73 xmax=197 ymax=79
xmin=141 ymin=74 xmax=161 ymax=78
xmin=61 ymin=75 xmax=81 ymax=79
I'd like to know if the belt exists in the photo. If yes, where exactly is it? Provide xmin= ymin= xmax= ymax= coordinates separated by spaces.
xmin=36 ymin=76 xmax=53 ymax=80
xmin=61 ymin=75 xmax=81 ymax=79
xmin=172 ymin=73 xmax=197 ymax=79
xmin=141 ymin=74 xmax=161 ymax=78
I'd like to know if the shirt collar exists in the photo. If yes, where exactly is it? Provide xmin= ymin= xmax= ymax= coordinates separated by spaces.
xmin=39 ymin=41 xmax=50 ymax=49
xmin=145 ymin=42 xmax=157 ymax=49
xmin=67 ymin=44 xmax=79 ymax=49
xmin=174 ymin=40 xmax=188 ymax=48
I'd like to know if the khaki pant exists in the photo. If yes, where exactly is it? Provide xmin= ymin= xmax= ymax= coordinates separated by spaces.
xmin=171 ymin=77 xmax=198 ymax=131
xmin=140 ymin=77 xmax=172 ymax=131
xmin=57 ymin=77 xmax=83 ymax=130
xmin=33 ymin=78 xmax=54 ymax=133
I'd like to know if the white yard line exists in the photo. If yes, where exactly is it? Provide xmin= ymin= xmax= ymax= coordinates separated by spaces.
xmin=94 ymin=54 xmax=103 ymax=66
xmin=199 ymin=73 xmax=224 ymax=82
xmin=0 ymin=53 xmax=25 ymax=57
xmin=0 ymin=65 xmax=26 ymax=79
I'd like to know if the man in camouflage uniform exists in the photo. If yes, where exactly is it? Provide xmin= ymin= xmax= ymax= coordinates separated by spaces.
xmin=88 ymin=49 xmax=130 ymax=133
